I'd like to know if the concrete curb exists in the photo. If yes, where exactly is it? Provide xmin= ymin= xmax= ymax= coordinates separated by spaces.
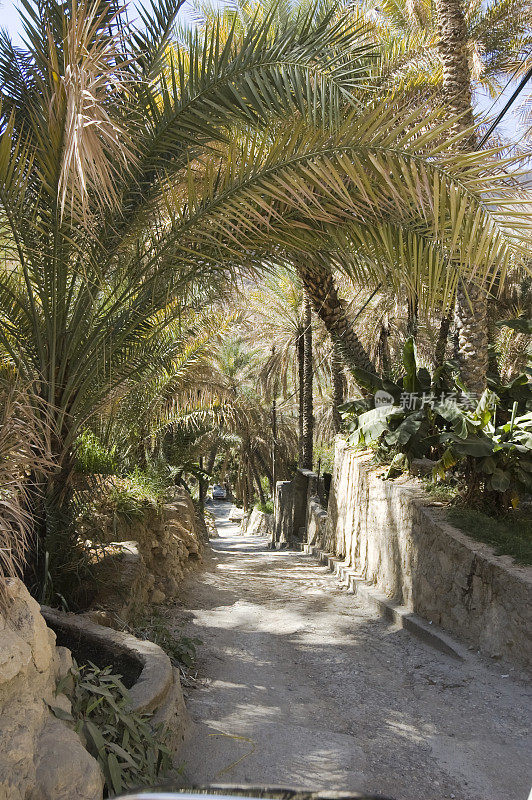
xmin=42 ymin=606 xmax=174 ymax=712
xmin=302 ymin=545 xmax=467 ymax=661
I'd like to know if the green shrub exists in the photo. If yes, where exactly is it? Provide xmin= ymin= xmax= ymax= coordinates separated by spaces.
xmin=131 ymin=610 xmax=202 ymax=669
xmin=313 ymin=442 xmax=335 ymax=474
xmin=105 ymin=468 xmax=171 ymax=521
xmin=340 ymin=339 xmax=532 ymax=511
xmin=52 ymin=661 xmax=171 ymax=798
xmin=447 ymin=508 xmax=532 ymax=565
xmin=76 ymin=431 xmax=118 ymax=475
xmin=255 ymin=500 xmax=274 ymax=514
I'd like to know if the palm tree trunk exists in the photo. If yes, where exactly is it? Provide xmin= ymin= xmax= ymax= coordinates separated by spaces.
xmin=487 ymin=296 xmax=502 ymax=382
xmin=301 ymin=289 xmax=314 ymax=470
xmin=251 ymin=456 xmax=266 ymax=507
xmin=206 ymin=442 xmax=218 ymax=474
xmin=296 ymin=257 xmax=376 ymax=379
xmin=297 ymin=326 xmax=304 ymax=465
xmin=198 ymin=455 xmax=206 ymax=510
xmin=406 ymin=296 xmax=418 ymax=340
xmin=435 ymin=314 xmax=451 ymax=365
xmin=254 ymin=447 xmax=273 ymax=490
xmin=377 ymin=314 xmax=391 ymax=376
xmin=453 ymin=276 xmax=488 ymax=397
xmin=435 ymin=0 xmax=488 ymax=396
xmin=331 ymin=342 xmax=345 ymax=434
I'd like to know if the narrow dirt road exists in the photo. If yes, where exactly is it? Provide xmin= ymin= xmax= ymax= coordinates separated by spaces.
xmin=169 ymin=501 xmax=531 ymax=800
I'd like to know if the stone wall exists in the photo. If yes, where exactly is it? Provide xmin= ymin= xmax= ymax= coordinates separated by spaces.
xmin=273 ymin=481 xmax=293 ymax=546
xmin=0 ymin=579 xmax=103 ymax=800
xmin=306 ymin=496 xmax=328 ymax=547
xmin=240 ymin=508 xmax=274 ymax=537
xmin=272 ymin=470 xmax=318 ymax=547
xmin=88 ymin=488 xmax=204 ymax=621
xmin=313 ymin=438 xmax=532 ymax=673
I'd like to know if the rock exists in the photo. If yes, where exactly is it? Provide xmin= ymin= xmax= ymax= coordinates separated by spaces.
xmin=151 ymin=589 xmax=166 ymax=604
xmin=51 ymin=692 xmax=73 ymax=716
xmin=87 ymin=488 xmax=204 ymax=621
xmin=410 ymin=457 xmax=437 ymax=477
xmin=32 ymin=718 xmax=103 ymax=800
xmin=0 ymin=579 xmax=103 ymax=800
xmin=53 ymin=646 xmax=73 ymax=681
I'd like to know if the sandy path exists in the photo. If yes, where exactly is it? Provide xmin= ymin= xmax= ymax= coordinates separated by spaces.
xmin=168 ymin=501 xmax=531 ymax=800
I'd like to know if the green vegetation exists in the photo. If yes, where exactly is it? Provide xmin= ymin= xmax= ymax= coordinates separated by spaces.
xmin=106 ymin=469 xmax=170 ymax=515
xmin=53 ymin=661 xmax=171 ymax=797
xmin=340 ymin=339 xmax=532 ymax=512
xmin=256 ymin=501 xmax=274 ymax=514
xmin=0 ymin=0 xmax=529 ymax=607
xmin=131 ymin=611 xmax=202 ymax=670
xmin=446 ymin=508 xmax=532 ymax=566
xmin=313 ymin=443 xmax=336 ymax=475
xmin=75 ymin=432 xmax=118 ymax=476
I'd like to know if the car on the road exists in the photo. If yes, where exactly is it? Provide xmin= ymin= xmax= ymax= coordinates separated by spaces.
xmin=211 ymin=484 xmax=227 ymax=500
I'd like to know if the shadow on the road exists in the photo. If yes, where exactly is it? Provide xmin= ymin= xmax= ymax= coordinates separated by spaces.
xmin=172 ymin=501 xmax=529 ymax=800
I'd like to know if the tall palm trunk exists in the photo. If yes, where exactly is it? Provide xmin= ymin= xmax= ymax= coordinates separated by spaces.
xmin=406 ymin=296 xmax=418 ymax=340
xmin=251 ymin=455 xmax=266 ymax=507
xmin=301 ymin=290 xmax=314 ymax=470
xmin=377 ymin=315 xmax=391 ymax=375
xmin=296 ymin=326 xmax=304 ymax=465
xmin=198 ymin=455 xmax=206 ymax=510
xmin=254 ymin=448 xmax=273 ymax=493
xmin=296 ymin=257 xmax=376 ymax=379
xmin=435 ymin=0 xmax=488 ymax=396
xmin=435 ymin=314 xmax=451 ymax=365
xmin=206 ymin=442 xmax=218 ymax=474
xmin=331 ymin=342 xmax=345 ymax=434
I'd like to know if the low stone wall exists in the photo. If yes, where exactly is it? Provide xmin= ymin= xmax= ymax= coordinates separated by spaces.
xmin=0 ymin=580 xmax=103 ymax=800
xmin=316 ymin=438 xmax=532 ymax=673
xmin=272 ymin=470 xmax=318 ymax=547
xmin=42 ymin=608 xmax=189 ymax=749
xmin=240 ymin=508 xmax=274 ymax=536
xmin=273 ymin=481 xmax=293 ymax=546
xmin=306 ymin=496 xmax=328 ymax=546
xmin=87 ymin=488 xmax=204 ymax=621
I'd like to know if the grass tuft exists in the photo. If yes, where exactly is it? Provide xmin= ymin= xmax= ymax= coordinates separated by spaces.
xmin=447 ymin=507 xmax=532 ymax=565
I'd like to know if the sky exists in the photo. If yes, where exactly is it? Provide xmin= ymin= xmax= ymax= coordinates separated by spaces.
xmin=0 ymin=0 xmax=201 ymax=39
xmin=1 ymin=0 xmax=529 ymax=145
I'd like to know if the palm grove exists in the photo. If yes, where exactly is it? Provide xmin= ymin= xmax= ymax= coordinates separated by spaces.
xmin=0 ymin=0 xmax=530 ymax=604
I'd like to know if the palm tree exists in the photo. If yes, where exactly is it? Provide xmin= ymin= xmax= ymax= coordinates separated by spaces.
xmin=331 ymin=344 xmax=346 ymax=433
xmin=217 ymin=0 xmax=531 ymax=392
xmin=295 ymin=255 xmax=377 ymax=379
xmin=360 ymin=0 xmax=527 ymax=393
xmin=0 ymin=377 xmax=53 ymax=605
xmin=433 ymin=0 xmax=489 ymax=395
xmin=0 ymin=0 xmax=378 ymax=576
xmin=245 ymin=269 xmax=328 ymax=467
xmin=357 ymin=0 xmax=532 ymax=99
xmin=1 ymin=0 xmax=528 ymax=590
xmin=210 ymin=338 xmax=298 ymax=506
xmin=95 ymin=310 xmax=232 ymax=470
xmin=301 ymin=288 xmax=314 ymax=469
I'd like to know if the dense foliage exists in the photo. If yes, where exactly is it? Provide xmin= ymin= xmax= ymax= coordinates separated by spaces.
xmin=52 ymin=661 xmax=171 ymax=797
xmin=340 ymin=339 xmax=532 ymax=510
xmin=0 ymin=0 xmax=529 ymax=597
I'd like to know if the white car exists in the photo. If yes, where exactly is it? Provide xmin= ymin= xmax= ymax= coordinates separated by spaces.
xmin=212 ymin=484 xmax=227 ymax=500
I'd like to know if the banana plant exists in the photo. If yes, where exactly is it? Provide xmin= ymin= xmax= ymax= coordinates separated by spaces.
xmin=340 ymin=338 xmax=532 ymax=507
